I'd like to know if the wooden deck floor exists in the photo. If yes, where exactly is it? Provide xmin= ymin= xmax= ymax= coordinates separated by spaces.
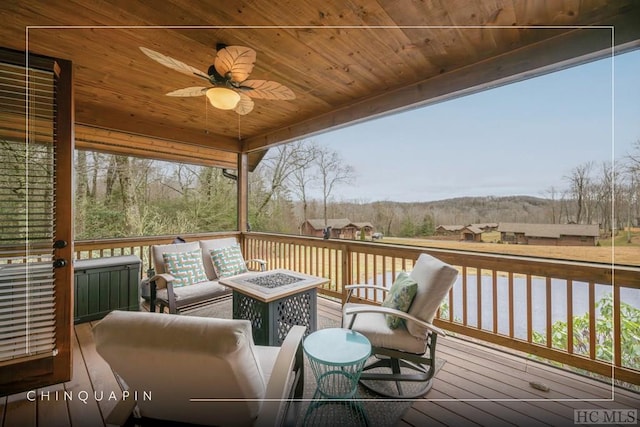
xmin=2 ymin=297 xmax=638 ymax=426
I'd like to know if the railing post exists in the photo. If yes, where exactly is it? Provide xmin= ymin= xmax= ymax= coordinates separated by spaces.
xmin=341 ymin=243 xmax=350 ymax=305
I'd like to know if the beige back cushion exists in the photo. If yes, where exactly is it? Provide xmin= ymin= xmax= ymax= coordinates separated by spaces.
xmin=407 ymin=253 xmax=458 ymax=338
xmin=199 ymin=237 xmax=240 ymax=280
xmin=93 ymin=311 xmax=266 ymax=426
xmin=151 ymin=241 xmax=200 ymax=275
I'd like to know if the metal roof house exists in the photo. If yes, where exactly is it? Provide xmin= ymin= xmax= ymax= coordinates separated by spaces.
xmin=498 ymin=223 xmax=600 ymax=246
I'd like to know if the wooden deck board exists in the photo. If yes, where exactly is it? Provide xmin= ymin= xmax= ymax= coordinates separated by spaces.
xmin=2 ymin=297 xmax=638 ymax=427
xmin=36 ymin=383 xmax=71 ymax=426
xmin=4 ymin=392 xmax=36 ymax=427
xmin=65 ymin=328 xmax=105 ymax=427
xmin=415 ymin=390 xmax=517 ymax=427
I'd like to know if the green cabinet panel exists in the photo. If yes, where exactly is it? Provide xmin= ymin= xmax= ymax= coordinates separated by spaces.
xmin=74 ymin=255 xmax=141 ymax=324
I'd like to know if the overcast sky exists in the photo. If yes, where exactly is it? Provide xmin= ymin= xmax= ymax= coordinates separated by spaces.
xmin=311 ymin=49 xmax=639 ymax=203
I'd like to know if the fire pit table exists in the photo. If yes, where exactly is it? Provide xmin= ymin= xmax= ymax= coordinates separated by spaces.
xmin=219 ymin=269 xmax=328 ymax=346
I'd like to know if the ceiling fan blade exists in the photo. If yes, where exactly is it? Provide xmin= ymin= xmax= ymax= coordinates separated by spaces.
xmin=140 ymin=47 xmax=209 ymax=80
xmin=165 ymin=87 xmax=208 ymax=97
xmin=234 ymin=93 xmax=254 ymax=115
xmin=214 ymin=46 xmax=256 ymax=83
xmin=241 ymin=80 xmax=295 ymax=100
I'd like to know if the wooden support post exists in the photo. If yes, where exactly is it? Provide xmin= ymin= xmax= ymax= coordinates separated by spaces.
xmin=237 ymin=152 xmax=248 ymax=234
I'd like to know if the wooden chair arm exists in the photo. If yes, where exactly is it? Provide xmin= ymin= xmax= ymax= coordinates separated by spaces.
xmin=344 ymin=305 xmax=447 ymax=337
xmin=345 ymin=284 xmax=389 ymax=302
xmin=246 ymin=258 xmax=267 ymax=272
xmin=149 ymin=273 xmax=175 ymax=290
xmin=258 ymin=325 xmax=306 ymax=427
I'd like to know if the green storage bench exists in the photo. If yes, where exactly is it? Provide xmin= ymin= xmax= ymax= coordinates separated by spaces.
xmin=74 ymin=255 xmax=141 ymax=324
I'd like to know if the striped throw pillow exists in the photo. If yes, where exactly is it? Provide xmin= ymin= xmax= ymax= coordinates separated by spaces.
xmin=162 ymin=249 xmax=208 ymax=287
xmin=210 ymin=244 xmax=248 ymax=278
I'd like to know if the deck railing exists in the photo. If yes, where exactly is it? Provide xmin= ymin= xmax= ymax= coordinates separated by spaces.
xmin=70 ymin=231 xmax=640 ymax=385
xmin=241 ymin=232 xmax=640 ymax=386
xmin=74 ymin=231 xmax=241 ymax=276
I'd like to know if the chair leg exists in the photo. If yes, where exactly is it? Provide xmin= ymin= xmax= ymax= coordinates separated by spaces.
xmin=390 ymin=357 xmax=404 ymax=396
xmin=358 ymin=335 xmax=439 ymax=398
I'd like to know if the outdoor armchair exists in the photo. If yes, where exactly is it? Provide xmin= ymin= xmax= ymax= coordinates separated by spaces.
xmin=93 ymin=310 xmax=305 ymax=427
xmin=343 ymin=253 xmax=458 ymax=398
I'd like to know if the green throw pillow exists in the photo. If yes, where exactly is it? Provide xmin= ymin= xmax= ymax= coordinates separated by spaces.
xmin=381 ymin=272 xmax=418 ymax=329
xmin=162 ymin=249 xmax=208 ymax=287
xmin=210 ymin=244 xmax=248 ymax=278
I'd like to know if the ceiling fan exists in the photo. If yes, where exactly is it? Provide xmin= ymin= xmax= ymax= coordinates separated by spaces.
xmin=140 ymin=44 xmax=295 ymax=115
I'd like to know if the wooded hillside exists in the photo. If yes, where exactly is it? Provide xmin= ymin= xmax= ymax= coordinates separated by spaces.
xmin=68 ymin=139 xmax=640 ymax=239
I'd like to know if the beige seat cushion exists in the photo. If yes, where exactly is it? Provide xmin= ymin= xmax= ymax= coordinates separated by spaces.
xmin=407 ymin=253 xmax=458 ymax=339
xmin=155 ymin=280 xmax=229 ymax=306
xmin=93 ymin=311 xmax=266 ymax=426
xmin=199 ymin=237 xmax=240 ymax=281
xmin=343 ymin=303 xmax=428 ymax=354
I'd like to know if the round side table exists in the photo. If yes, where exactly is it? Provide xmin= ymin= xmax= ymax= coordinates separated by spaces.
xmin=303 ymin=328 xmax=371 ymax=426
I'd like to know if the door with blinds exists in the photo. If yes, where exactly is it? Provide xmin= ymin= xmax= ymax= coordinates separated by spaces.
xmin=0 ymin=48 xmax=73 ymax=395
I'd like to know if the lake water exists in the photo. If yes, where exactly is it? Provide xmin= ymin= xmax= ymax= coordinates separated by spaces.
xmin=372 ymin=272 xmax=640 ymax=339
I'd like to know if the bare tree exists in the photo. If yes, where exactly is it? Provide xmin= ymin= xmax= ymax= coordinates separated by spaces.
xmin=89 ymin=152 xmax=99 ymax=198
xmin=288 ymin=140 xmax=319 ymax=223
xmin=565 ymin=162 xmax=593 ymax=224
xmin=543 ymin=186 xmax=559 ymax=223
xmin=625 ymin=140 xmax=640 ymax=228
xmin=252 ymin=140 xmax=317 ymax=223
xmin=114 ymin=155 xmax=140 ymax=234
xmin=315 ymin=146 xmax=355 ymax=225
xmin=75 ymin=151 xmax=89 ymax=236
xmin=595 ymin=161 xmax=614 ymax=232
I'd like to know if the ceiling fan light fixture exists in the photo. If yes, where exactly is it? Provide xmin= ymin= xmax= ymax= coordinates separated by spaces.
xmin=206 ymin=87 xmax=241 ymax=110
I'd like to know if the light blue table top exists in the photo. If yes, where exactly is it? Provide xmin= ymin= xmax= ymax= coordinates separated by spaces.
xmin=303 ymin=328 xmax=371 ymax=366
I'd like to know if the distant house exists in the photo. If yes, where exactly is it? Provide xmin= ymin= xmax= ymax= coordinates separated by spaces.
xmin=435 ymin=225 xmax=465 ymax=236
xmin=461 ymin=225 xmax=483 ymax=242
xmin=498 ymin=223 xmax=599 ymax=246
xmin=353 ymin=222 xmax=374 ymax=239
xmin=301 ymin=219 xmax=374 ymax=240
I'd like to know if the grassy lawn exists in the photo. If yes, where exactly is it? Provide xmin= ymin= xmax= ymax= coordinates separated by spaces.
xmin=383 ymin=229 xmax=640 ymax=266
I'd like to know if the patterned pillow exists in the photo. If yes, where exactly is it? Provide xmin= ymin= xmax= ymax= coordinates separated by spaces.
xmin=210 ymin=244 xmax=248 ymax=278
xmin=162 ymin=249 xmax=208 ymax=287
xmin=381 ymin=272 xmax=418 ymax=329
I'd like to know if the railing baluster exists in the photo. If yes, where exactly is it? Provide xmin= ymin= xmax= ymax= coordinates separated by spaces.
xmin=546 ymin=277 xmax=552 ymax=348
xmin=382 ymin=256 xmax=388 ymax=288
xmin=448 ymin=283 xmax=454 ymax=322
xmin=364 ymin=253 xmax=370 ymax=300
xmin=462 ymin=266 xmax=468 ymax=326
xmin=492 ymin=270 xmax=498 ymax=333
xmin=614 ymin=284 xmax=622 ymax=368
xmin=589 ymin=281 xmax=596 ymax=360
xmin=508 ymin=272 xmax=514 ymax=338
xmin=567 ymin=279 xmax=573 ymax=354
xmin=373 ymin=255 xmax=379 ymax=287
xmin=477 ymin=267 xmax=482 ymax=330
xmin=527 ymin=274 xmax=532 ymax=343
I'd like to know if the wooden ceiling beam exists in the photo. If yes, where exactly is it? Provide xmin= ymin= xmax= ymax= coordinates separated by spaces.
xmin=75 ymin=125 xmax=241 ymax=169
xmin=75 ymin=103 xmax=241 ymax=153
xmin=243 ymin=10 xmax=640 ymax=153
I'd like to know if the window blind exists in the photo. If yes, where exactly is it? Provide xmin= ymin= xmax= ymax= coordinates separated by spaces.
xmin=0 ymin=62 xmax=57 ymax=362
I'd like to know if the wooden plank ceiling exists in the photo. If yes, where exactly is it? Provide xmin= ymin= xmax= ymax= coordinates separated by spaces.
xmin=1 ymin=0 xmax=639 ymax=170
